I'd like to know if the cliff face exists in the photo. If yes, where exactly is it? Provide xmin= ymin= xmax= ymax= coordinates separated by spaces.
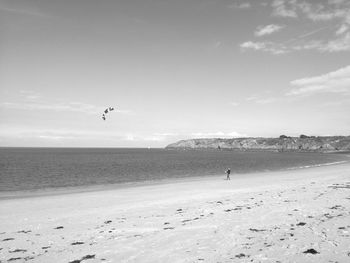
xmin=166 ymin=136 xmax=350 ymax=152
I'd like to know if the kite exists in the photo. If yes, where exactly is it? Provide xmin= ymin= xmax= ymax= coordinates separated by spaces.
xmin=102 ymin=107 xmax=115 ymax=120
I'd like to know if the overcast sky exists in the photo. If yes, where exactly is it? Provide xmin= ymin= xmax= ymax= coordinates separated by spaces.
xmin=0 ymin=0 xmax=349 ymax=147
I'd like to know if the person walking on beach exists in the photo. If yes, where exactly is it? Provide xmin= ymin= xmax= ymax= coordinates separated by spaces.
xmin=226 ymin=168 xmax=231 ymax=180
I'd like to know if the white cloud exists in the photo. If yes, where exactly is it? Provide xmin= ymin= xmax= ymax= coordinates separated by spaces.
xmin=255 ymin=24 xmax=285 ymax=37
xmin=153 ymin=133 xmax=178 ymax=136
xmin=240 ymin=41 xmax=287 ymax=54
xmin=19 ymin=90 xmax=42 ymax=100
xmin=322 ymin=32 xmax=350 ymax=52
xmin=328 ymin=0 xmax=346 ymax=5
xmin=271 ymin=0 xmax=298 ymax=18
xmin=238 ymin=3 xmax=251 ymax=9
xmin=271 ymin=0 xmax=349 ymax=21
xmin=240 ymin=41 xmax=265 ymax=50
xmin=191 ymin=132 xmax=247 ymax=138
xmin=0 ymin=6 xmax=51 ymax=18
xmin=0 ymin=99 xmax=130 ymax=115
xmin=0 ymin=128 xmax=117 ymax=141
xmin=292 ymin=32 xmax=350 ymax=52
xmin=122 ymin=133 xmax=178 ymax=142
xmin=246 ymin=96 xmax=277 ymax=104
xmin=287 ymin=65 xmax=350 ymax=95
xmin=242 ymin=30 xmax=350 ymax=54
xmin=255 ymin=98 xmax=277 ymax=104
xmin=296 ymin=1 xmax=347 ymax=22
xmin=125 ymin=134 xmax=135 ymax=141
xmin=0 ymin=101 xmax=102 ymax=114
xmin=246 ymin=96 xmax=258 ymax=101
xmin=240 ymin=0 xmax=350 ymax=55
xmin=336 ymin=24 xmax=349 ymax=35
xmin=229 ymin=2 xmax=251 ymax=9
xmin=37 ymin=135 xmax=72 ymax=140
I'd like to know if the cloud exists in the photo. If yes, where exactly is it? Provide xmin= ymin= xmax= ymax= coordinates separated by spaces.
xmin=255 ymin=98 xmax=277 ymax=104
xmin=37 ymin=135 xmax=73 ymax=140
xmin=292 ymin=32 xmax=350 ymax=52
xmin=271 ymin=0 xmax=298 ymax=18
xmin=0 ymin=6 xmax=51 ymax=18
xmin=125 ymin=134 xmax=135 ymax=141
xmin=271 ymin=0 xmax=349 ymax=21
xmin=240 ymin=41 xmax=287 ymax=54
xmin=336 ymin=24 xmax=349 ymax=35
xmin=246 ymin=0 xmax=350 ymax=54
xmin=241 ymin=30 xmax=350 ymax=54
xmin=191 ymin=132 xmax=247 ymax=138
xmin=19 ymin=90 xmax=42 ymax=101
xmin=237 ymin=3 xmax=251 ymax=9
xmin=322 ymin=32 xmax=350 ymax=52
xmin=0 ymin=128 xmax=117 ymax=141
xmin=0 ymin=92 xmax=130 ymax=115
xmin=153 ymin=133 xmax=178 ymax=136
xmin=296 ymin=1 xmax=347 ymax=22
xmin=229 ymin=2 xmax=251 ymax=9
xmin=328 ymin=0 xmax=346 ymax=5
xmin=240 ymin=41 xmax=265 ymax=50
xmin=0 ymin=101 xmax=104 ymax=114
xmin=287 ymin=65 xmax=350 ymax=95
xmin=246 ymin=96 xmax=277 ymax=104
xmin=122 ymin=133 xmax=177 ymax=142
xmin=255 ymin=24 xmax=285 ymax=37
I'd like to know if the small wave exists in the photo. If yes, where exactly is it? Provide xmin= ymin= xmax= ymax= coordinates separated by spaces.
xmin=286 ymin=160 xmax=348 ymax=171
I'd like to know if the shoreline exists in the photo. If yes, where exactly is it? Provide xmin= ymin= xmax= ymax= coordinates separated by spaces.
xmin=1 ymin=159 xmax=349 ymax=201
xmin=0 ymin=162 xmax=350 ymax=262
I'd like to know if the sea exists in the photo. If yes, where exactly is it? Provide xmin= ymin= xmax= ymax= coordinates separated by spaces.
xmin=0 ymin=148 xmax=348 ymax=196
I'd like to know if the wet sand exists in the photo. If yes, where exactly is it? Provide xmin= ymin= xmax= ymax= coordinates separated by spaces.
xmin=0 ymin=162 xmax=350 ymax=263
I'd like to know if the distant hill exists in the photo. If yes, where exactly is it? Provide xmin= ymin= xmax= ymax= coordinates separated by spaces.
xmin=166 ymin=136 xmax=350 ymax=152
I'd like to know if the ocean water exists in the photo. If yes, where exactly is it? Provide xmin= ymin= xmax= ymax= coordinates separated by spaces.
xmin=0 ymin=148 xmax=347 ymax=193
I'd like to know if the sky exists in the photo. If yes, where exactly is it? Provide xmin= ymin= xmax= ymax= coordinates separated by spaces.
xmin=0 ymin=0 xmax=349 ymax=147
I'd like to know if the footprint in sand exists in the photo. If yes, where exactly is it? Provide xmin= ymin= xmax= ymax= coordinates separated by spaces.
xmin=2 ymin=238 xmax=14 ymax=241
xmin=235 ymin=253 xmax=246 ymax=258
xmin=329 ymin=205 xmax=343 ymax=210
xmin=249 ymin=228 xmax=267 ymax=232
xmin=71 ymin=241 xmax=84 ymax=245
xmin=69 ymin=254 xmax=95 ymax=263
xmin=303 ymin=248 xmax=319 ymax=254
xmin=9 ymin=249 xmax=27 ymax=253
xmin=8 ymin=257 xmax=23 ymax=262
xmin=17 ymin=230 xmax=31 ymax=234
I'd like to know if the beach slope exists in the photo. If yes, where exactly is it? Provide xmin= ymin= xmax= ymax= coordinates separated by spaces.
xmin=1 ymin=163 xmax=350 ymax=263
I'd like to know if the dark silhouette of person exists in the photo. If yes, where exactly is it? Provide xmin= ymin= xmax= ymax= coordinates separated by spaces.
xmin=226 ymin=168 xmax=231 ymax=180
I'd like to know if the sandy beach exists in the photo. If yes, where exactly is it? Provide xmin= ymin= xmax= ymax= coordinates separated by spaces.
xmin=1 ymin=162 xmax=350 ymax=263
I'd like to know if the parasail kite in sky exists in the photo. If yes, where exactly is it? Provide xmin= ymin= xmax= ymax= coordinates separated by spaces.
xmin=102 ymin=107 xmax=115 ymax=120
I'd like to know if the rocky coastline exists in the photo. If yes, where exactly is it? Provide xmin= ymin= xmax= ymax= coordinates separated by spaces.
xmin=166 ymin=136 xmax=350 ymax=153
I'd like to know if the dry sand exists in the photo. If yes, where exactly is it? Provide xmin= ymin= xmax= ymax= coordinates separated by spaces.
xmin=1 ymin=162 xmax=350 ymax=263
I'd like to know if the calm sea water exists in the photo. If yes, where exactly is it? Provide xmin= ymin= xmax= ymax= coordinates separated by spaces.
xmin=0 ymin=148 xmax=347 ymax=193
